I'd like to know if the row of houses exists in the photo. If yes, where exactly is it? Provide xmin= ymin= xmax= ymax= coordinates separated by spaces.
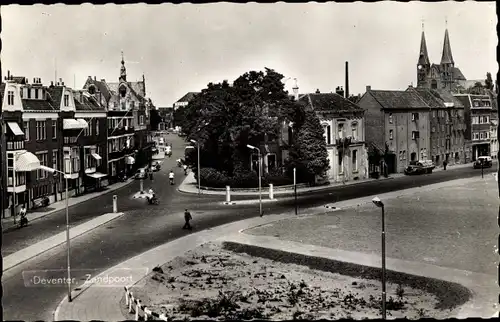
xmin=0 ymin=56 xmax=155 ymax=217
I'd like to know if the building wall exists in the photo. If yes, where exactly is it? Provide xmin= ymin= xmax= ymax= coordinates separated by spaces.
xmin=357 ymin=93 xmax=385 ymax=149
xmin=386 ymin=110 xmax=430 ymax=173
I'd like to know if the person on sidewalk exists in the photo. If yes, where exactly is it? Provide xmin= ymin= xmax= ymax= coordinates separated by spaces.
xmin=183 ymin=209 xmax=192 ymax=230
xmin=183 ymin=164 xmax=188 ymax=175
xmin=443 ymin=160 xmax=448 ymax=170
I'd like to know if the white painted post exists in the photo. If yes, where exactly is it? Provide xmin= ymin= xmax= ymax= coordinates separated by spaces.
xmin=125 ymin=287 xmax=129 ymax=306
xmin=135 ymin=299 xmax=140 ymax=320
xmin=113 ymin=195 xmax=117 ymax=213
xmin=226 ymin=186 xmax=231 ymax=203
xmin=128 ymin=293 xmax=134 ymax=313
xmin=144 ymin=308 xmax=149 ymax=321
xmin=269 ymin=183 xmax=274 ymax=200
xmin=140 ymin=179 xmax=144 ymax=193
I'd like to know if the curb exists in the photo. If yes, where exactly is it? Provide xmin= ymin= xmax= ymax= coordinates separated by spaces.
xmin=178 ymin=176 xmax=395 ymax=196
xmin=3 ymin=212 xmax=125 ymax=272
xmin=2 ymin=179 xmax=134 ymax=232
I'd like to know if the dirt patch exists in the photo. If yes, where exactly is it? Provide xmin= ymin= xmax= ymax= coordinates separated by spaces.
xmin=123 ymin=241 xmax=462 ymax=320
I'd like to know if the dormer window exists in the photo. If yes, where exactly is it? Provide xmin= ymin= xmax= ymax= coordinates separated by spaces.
xmin=88 ymin=85 xmax=96 ymax=95
xmin=64 ymin=94 xmax=69 ymax=107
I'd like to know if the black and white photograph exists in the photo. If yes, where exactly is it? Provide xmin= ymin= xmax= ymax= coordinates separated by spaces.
xmin=0 ymin=1 xmax=498 ymax=321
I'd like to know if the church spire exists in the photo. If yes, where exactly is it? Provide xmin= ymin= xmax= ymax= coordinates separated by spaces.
xmin=120 ymin=51 xmax=127 ymax=82
xmin=417 ymin=21 xmax=430 ymax=66
xmin=440 ymin=24 xmax=454 ymax=66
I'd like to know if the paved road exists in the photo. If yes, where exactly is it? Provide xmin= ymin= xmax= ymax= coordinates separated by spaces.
xmin=2 ymin=133 xmax=496 ymax=321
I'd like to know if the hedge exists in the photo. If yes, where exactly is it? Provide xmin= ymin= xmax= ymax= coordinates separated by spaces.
xmin=198 ymin=167 xmax=296 ymax=188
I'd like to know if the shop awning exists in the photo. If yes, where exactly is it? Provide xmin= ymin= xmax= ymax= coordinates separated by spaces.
xmin=7 ymin=122 xmax=25 ymax=136
xmin=126 ymin=156 xmax=135 ymax=165
xmin=15 ymin=152 xmax=41 ymax=172
xmin=87 ymin=172 xmax=107 ymax=179
xmin=63 ymin=119 xmax=86 ymax=130
xmin=91 ymin=153 xmax=102 ymax=160
xmin=76 ymin=119 xmax=89 ymax=128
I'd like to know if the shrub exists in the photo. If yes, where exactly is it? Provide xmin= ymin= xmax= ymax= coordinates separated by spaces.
xmin=230 ymin=171 xmax=259 ymax=188
xmin=199 ymin=168 xmax=230 ymax=188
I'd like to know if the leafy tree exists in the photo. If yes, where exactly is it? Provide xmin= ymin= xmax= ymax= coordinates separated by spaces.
xmin=485 ymin=72 xmax=494 ymax=90
xmin=181 ymin=68 xmax=329 ymax=185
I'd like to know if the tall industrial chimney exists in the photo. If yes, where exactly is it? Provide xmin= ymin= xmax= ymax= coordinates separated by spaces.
xmin=345 ymin=61 xmax=349 ymax=99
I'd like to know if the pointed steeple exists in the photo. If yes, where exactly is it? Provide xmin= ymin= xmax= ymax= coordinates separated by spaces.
xmin=417 ymin=23 xmax=430 ymax=66
xmin=120 ymin=51 xmax=127 ymax=82
xmin=440 ymin=25 xmax=454 ymax=66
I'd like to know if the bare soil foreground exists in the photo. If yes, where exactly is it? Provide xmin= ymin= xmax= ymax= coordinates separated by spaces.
xmin=123 ymin=241 xmax=459 ymax=320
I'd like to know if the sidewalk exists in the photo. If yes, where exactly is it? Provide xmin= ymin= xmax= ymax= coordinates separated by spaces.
xmin=2 ymin=179 xmax=134 ymax=232
xmin=54 ymin=176 xmax=495 ymax=321
xmin=3 ymin=212 xmax=125 ymax=272
xmin=178 ymin=172 xmax=403 ymax=196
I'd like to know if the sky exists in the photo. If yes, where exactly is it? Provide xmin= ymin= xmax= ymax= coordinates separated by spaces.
xmin=1 ymin=2 xmax=497 ymax=107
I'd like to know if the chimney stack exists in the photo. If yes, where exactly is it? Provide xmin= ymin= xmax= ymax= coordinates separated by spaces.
xmin=292 ymin=78 xmax=299 ymax=101
xmin=366 ymin=85 xmax=371 ymax=92
xmin=345 ymin=61 xmax=349 ymax=98
xmin=94 ymin=76 xmax=97 ymax=81
xmin=335 ymin=86 xmax=344 ymax=97
xmin=7 ymin=70 xmax=11 ymax=79
xmin=315 ymin=89 xmax=320 ymax=94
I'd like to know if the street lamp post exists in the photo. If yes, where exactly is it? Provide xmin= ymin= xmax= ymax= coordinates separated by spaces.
xmin=190 ymin=139 xmax=201 ymax=195
xmin=247 ymin=144 xmax=262 ymax=216
xmin=40 ymin=165 xmax=72 ymax=302
xmin=293 ymin=167 xmax=297 ymax=215
xmin=372 ymin=196 xmax=386 ymax=319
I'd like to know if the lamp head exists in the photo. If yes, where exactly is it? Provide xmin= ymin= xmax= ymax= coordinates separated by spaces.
xmin=247 ymin=144 xmax=256 ymax=150
xmin=39 ymin=165 xmax=56 ymax=173
xmin=372 ymin=196 xmax=384 ymax=208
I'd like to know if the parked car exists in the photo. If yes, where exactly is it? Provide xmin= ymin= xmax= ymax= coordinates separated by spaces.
xmin=473 ymin=156 xmax=493 ymax=169
xmin=151 ymin=161 xmax=161 ymax=172
xmin=404 ymin=160 xmax=435 ymax=175
xmin=135 ymin=168 xmax=147 ymax=179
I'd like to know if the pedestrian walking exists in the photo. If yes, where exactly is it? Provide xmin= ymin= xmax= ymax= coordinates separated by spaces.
xmin=183 ymin=209 xmax=192 ymax=230
xmin=443 ymin=160 xmax=447 ymax=170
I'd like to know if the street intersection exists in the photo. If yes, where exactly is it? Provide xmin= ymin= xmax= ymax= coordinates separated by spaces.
xmin=1 ymin=135 xmax=497 ymax=321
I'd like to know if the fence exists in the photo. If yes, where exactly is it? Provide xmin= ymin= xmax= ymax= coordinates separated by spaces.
xmin=124 ymin=286 xmax=168 ymax=321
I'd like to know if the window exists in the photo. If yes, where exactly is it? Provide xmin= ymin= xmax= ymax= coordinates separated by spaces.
xmin=432 ymin=110 xmax=436 ymax=118
xmin=7 ymin=91 xmax=14 ymax=105
xmin=352 ymin=150 xmax=358 ymax=172
xmin=473 ymin=132 xmax=479 ymax=140
xmin=36 ymin=121 xmax=46 ymax=140
xmin=399 ymin=151 xmax=403 ymax=161
xmin=473 ymin=100 xmax=479 ymax=107
xmin=412 ymin=131 xmax=419 ymax=140
xmin=140 ymin=115 xmax=144 ymax=125
xmin=480 ymin=132 xmax=484 ymax=140
xmin=52 ymin=120 xmax=57 ymax=139
xmin=485 ymin=132 xmax=489 ymax=139
xmin=27 ymin=88 xmax=31 ymax=99
xmin=389 ymin=130 xmax=393 ymax=140
xmin=84 ymin=147 xmax=95 ymax=170
xmin=403 ymin=150 xmax=406 ymax=160
xmin=130 ymin=101 xmax=135 ymax=109
xmin=96 ymin=119 xmax=99 ymax=136
xmin=52 ymin=150 xmax=58 ymax=171
xmin=412 ymin=113 xmax=419 ymax=121
xmin=484 ymin=116 xmax=489 ymax=123
xmin=89 ymin=86 xmax=95 ymax=94
xmin=36 ymin=152 xmax=48 ymax=179
xmin=325 ymin=126 xmax=331 ymax=145
xmin=64 ymin=94 xmax=69 ymax=106
xmin=267 ymin=154 xmax=276 ymax=172
xmin=35 ymin=88 xmax=39 ymax=99
xmin=121 ymin=101 xmax=126 ymax=110
xmin=338 ymin=123 xmax=344 ymax=139
xmin=23 ymin=121 xmax=30 ymax=141
xmin=338 ymin=150 xmax=344 ymax=173
xmin=351 ymin=123 xmax=358 ymax=140
xmin=250 ymin=154 xmax=259 ymax=172
xmin=389 ymin=113 xmax=393 ymax=124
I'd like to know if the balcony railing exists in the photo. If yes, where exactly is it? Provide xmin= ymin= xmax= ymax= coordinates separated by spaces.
xmin=108 ymin=126 xmax=135 ymax=137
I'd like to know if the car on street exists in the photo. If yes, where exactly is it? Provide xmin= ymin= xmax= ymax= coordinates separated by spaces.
xmin=404 ymin=160 xmax=435 ymax=175
xmin=473 ymin=156 xmax=493 ymax=169
xmin=135 ymin=168 xmax=147 ymax=179
xmin=151 ymin=161 xmax=161 ymax=172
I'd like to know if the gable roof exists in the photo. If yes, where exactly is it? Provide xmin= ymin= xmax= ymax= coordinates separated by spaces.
xmin=175 ymin=92 xmax=199 ymax=104
xmin=85 ymin=79 xmax=113 ymax=102
xmin=46 ymin=86 xmax=64 ymax=109
xmin=369 ymin=90 xmax=429 ymax=109
xmin=408 ymin=87 xmax=464 ymax=109
xmin=298 ymin=92 xmax=363 ymax=113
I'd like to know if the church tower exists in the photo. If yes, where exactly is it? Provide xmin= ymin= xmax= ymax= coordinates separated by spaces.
xmin=119 ymin=51 xmax=128 ymax=98
xmin=416 ymin=22 xmax=430 ymax=87
xmin=440 ymin=22 xmax=455 ymax=89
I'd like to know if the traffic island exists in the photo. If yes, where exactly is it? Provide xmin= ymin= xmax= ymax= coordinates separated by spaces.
xmin=120 ymin=241 xmax=469 ymax=320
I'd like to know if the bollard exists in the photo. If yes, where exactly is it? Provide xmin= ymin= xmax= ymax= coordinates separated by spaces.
xmin=113 ymin=195 xmax=118 ymax=213
xmin=269 ymin=183 xmax=274 ymax=200
xmin=140 ymin=179 xmax=144 ymax=193
xmin=125 ymin=287 xmax=129 ymax=306
xmin=226 ymin=186 xmax=231 ymax=203
xmin=135 ymin=299 xmax=140 ymax=320
xmin=128 ymin=292 xmax=134 ymax=313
